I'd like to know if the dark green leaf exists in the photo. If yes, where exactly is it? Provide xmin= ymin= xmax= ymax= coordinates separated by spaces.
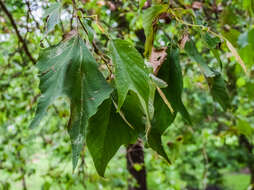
xmin=203 ymin=33 xmax=221 ymax=48
xmin=121 ymin=91 xmax=146 ymax=135
xmin=148 ymin=93 xmax=176 ymax=163
xmin=87 ymin=99 xmax=137 ymax=176
xmin=148 ymin=47 xmax=190 ymax=162
xmin=30 ymin=36 xmax=112 ymax=169
xmin=163 ymin=47 xmax=191 ymax=124
xmin=208 ymin=73 xmax=231 ymax=110
xmin=185 ymin=39 xmax=215 ymax=77
xmin=203 ymin=32 xmax=223 ymax=69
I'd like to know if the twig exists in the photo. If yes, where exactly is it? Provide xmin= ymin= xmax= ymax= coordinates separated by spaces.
xmin=0 ymin=0 xmax=36 ymax=65
xmin=77 ymin=16 xmax=113 ymax=75
xmin=25 ymin=0 xmax=41 ymax=30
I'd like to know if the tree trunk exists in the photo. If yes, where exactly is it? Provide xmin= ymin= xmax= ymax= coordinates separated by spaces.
xmin=239 ymin=135 xmax=254 ymax=189
xmin=126 ymin=140 xmax=147 ymax=190
xmin=226 ymin=63 xmax=254 ymax=188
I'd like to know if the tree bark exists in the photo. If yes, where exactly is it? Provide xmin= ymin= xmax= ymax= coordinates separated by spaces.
xmin=226 ymin=63 xmax=254 ymax=189
xmin=126 ymin=140 xmax=147 ymax=190
xmin=239 ymin=135 xmax=254 ymax=189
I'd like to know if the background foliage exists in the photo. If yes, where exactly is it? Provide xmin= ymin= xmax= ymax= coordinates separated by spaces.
xmin=0 ymin=0 xmax=254 ymax=189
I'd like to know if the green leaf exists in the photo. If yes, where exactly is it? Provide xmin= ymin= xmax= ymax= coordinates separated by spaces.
xmin=185 ymin=39 xmax=231 ymax=110
xmin=237 ymin=119 xmax=253 ymax=138
xmin=208 ymin=73 xmax=231 ymax=110
xmin=30 ymin=36 xmax=112 ymax=169
xmin=185 ymin=39 xmax=215 ymax=77
xmin=203 ymin=33 xmax=220 ymax=48
xmin=87 ymin=99 xmax=137 ymax=176
xmin=148 ymin=47 xmax=190 ymax=162
xmin=163 ymin=47 xmax=191 ymax=124
xmin=43 ymin=2 xmax=62 ymax=34
xmin=121 ymin=91 xmax=146 ymax=135
xmin=148 ymin=93 xmax=176 ymax=163
xmin=203 ymin=32 xmax=223 ymax=69
xmin=109 ymin=39 xmax=150 ymax=115
xmin=142 ymin=4 xmax=168 ymax=57
xmin=139 ymin=0 xmax=146 ymax=9
xmin=82 ymin=18 xmax=94 ymax=43
xmin=243 ymin=0 xmax=254 ymax=16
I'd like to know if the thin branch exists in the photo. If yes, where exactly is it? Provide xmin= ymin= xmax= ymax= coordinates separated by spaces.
xmin=25 ymin=0 xmax=41 ymax=30
xmin=0 ymin=0 xmax=36 ymax=65
xmin=77 ymin=16 xmax=113 ymax=75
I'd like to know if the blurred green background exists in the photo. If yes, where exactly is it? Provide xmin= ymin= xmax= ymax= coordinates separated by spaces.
xmin=1 ymin=0 xmax=254 ymax=189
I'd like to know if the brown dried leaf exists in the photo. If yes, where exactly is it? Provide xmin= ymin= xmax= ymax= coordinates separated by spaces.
xmin=107 ymin=2 xmax=116 ymax=11
xmin=192 ymin=2 xmax=203 ymax=9
xmin=226 ymin=40 xmax=247 ymax=74
xmin=149 ymin=47 xmax=167 ymax=75
xmin=180 ymin=33 xmax=189 ymax=49
xmin=63 ymin=30 xmax=78 ymax=41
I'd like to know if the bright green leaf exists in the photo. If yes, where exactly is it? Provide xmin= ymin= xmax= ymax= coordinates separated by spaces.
xmin=142 ymin=4 xmax=168 ymax=57
xmin=237 ymin=78 xmax=246 ymax=87
xmin=139 ymin=0 xmax=146 ymax=9
xmin=109 ymin=39 xmax=150 ymax=115
xmin=237 ymin=119 xmax=253 ymax=137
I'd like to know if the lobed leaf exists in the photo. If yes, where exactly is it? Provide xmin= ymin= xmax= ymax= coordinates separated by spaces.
xmin=148 ymin=47 xmax=190 ymax=162
xmin=30 ymin=35 xmax=112 ymax=169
